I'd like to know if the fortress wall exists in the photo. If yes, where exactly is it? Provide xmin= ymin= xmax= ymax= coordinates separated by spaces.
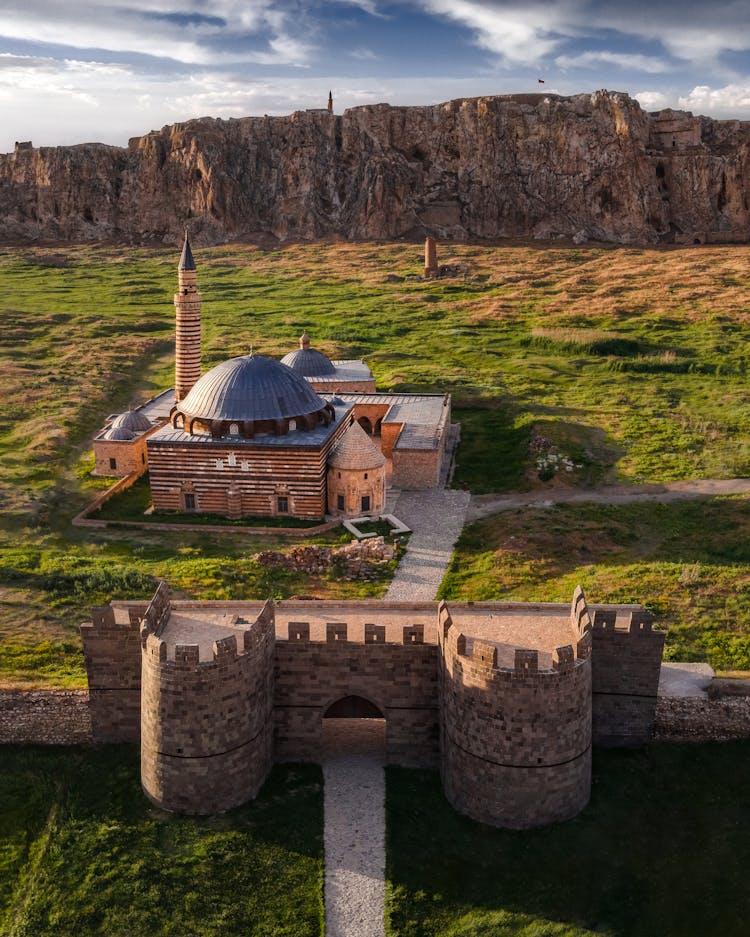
xmin=80 ymin=597 xmax=152 ymax=742
xmin=140 ymin=600 xmax=275 ymax=814
xmin=590 ymin=607 xmax=665 ymax=746
xmin=274 ymin=623 xmax=438 ymax=767
xmin=439 ymin=604 xmax=592 ymax=829
xmin=0 ymin=690 xmax=92 ymax=745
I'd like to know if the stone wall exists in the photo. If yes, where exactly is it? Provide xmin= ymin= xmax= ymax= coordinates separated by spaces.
xmin=391 ymin=447 xmax=441 ymax=489
xmin=590 ymin=606 xmax=666 ymax=746
xmin=0 ymin=690 xmax=92 ymax=744
xmin=655 ymin=696 xmax=750 ymax=742
xmin=140 ymin=600 xmax=275 ymax=814
xmin=93 ymin=433 xmax=149 ymax=477
xmin=80 ymin=597 xmax=151 ymax=742
xmin=274 ymin=621 xmax=438 ymax=768
xmin=439 ymin=602 xmax=592 ymax=830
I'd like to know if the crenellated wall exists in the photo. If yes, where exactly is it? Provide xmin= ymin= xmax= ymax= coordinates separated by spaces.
xmin=76 ymin=586 xmax=666 ymax=824
xmin=274 ymin=619 xmax=438 ymax=767
xmin=438 ymin=601 xmax=592 ymax=829
xmin=590 ymin=604 xmax=666 ymax=746
xmin=80 ymin=594 xmax=153 ymax=742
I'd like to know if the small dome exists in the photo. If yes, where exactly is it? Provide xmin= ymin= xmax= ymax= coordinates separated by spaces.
xmin=329 ymin=421 xmax=386 ymax=470
xmin=102 ymin=426 xmax=135 ymax=441
xmin=281 ymin=333 xmax=336 ymax=377
xmin=111 ymin=410 xmax=152 ymax=433
xmin=178 ymin=354 xmax=328 ymax=423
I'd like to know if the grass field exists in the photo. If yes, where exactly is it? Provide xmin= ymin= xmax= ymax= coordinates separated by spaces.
xmin=439 ymin=497 xmax=750 ymax=669
xmin=0 ymin=747 xmax=323 ymax=937
xmin=386 ymin=742 xmax=750 ymax=937
xmin=2 ymin=240 xmax=750 ymax=682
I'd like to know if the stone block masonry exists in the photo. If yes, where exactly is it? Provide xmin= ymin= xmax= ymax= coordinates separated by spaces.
xmin=0 ymin=690 xmax=92 ymax=745
xmin=75 ymin=587 xmax=667 ymax=828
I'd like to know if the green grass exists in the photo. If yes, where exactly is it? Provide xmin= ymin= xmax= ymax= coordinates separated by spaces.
xmin=439 ymin=497 xmax=750 ymax=670
xmin=386 ymin=742 xmax=750 ymax=937
xmin=3 ymin=240 xmax=750 ymax=682
xmin=0 ymin=747 xmax=324 ymax=937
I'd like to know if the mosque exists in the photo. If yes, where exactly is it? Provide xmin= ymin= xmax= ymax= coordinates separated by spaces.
xmin=93 ymin=234 xmax=454 ymax=519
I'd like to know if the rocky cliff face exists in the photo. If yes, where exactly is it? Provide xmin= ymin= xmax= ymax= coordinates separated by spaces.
xmin=2 ymin=91 xmax=750 ymax=245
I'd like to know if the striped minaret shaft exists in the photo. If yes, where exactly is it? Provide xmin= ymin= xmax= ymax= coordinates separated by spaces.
xmin=174 ymin=230 xmax=202 ymax=402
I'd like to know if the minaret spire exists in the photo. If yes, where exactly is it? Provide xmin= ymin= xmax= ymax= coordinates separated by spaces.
xmin=174 ymin=229 xmax=202 ymax=402
xmin=327 ymin=90 xmax=333 ymax=113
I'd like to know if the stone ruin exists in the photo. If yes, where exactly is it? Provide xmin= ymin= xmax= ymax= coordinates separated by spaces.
xmin=252 ymin=535 xmax=397 ymax=579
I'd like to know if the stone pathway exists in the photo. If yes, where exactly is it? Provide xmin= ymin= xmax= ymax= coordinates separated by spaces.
xmin=467 ymin=477 xmax=750 ymax=523
xmin=323 ymin=720 xmax=386 ymax=937
xmin=385 ymin=488 xmax=471 ymax=601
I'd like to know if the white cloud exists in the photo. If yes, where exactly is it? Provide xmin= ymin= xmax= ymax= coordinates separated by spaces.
xmin=678 ymin=83 xmax=750 ymax=118
xmin=634 ymin=90 xmax=671 ymax=112
xmin=556 ymin=51 xmax=670 ymax=74
xmin=0 ymin=1 xmax=314 ymax=67
xmin=419 ymin=0 xmax=577 ymax=66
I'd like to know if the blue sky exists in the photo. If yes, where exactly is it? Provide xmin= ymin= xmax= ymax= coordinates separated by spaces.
xmin=1 ymin=0 xmax=749 ymax=152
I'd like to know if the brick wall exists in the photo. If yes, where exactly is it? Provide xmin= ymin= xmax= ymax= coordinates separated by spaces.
xmin=391 ymin=447 xmax=441 ymax=489
xmin=274 ymin=625 xmax=438 ymax=768
xmin=140 ymin=601 xmax=275 ymax=814
xmin=439 ymin=604 xmax=592 ymax=829
xmin=590 ymin=607 xmax=665 ymax=746
xmin=0 ymin=690 xmax=92 ymax=744
xmin=93 ymin=433 xmax=149 ymax=477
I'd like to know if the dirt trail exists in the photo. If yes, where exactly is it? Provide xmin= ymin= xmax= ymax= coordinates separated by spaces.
xmin=467 ymin=478 xmax=750 ymax=522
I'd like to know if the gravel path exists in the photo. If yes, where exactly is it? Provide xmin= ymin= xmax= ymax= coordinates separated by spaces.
xmin=385 ymin=488 xmax=471 ymax=601
xmin=323 ymin=720 xmax=386 ymax=937
xmin=467 ymin=477 xmax=750 ymax=522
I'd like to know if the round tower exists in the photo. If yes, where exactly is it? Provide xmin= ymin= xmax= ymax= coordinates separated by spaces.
xmin=438 ymin=603 xmax=592 ymax=829
xmin=174 ymin=230 xmax=202 ymax=402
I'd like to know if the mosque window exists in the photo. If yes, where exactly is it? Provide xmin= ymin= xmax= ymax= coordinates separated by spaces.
xmin=109 ymin=457 xmax=117 ymax=470
xmin=337 ymin=495 xmax=345 ymax=511
xmin=277 ymin=496 xmax=289 ymax=513
xmin=361 ymin=495 xmax=371 ymax=512
xmin=184 ymin=493 xmax=196 ymax=511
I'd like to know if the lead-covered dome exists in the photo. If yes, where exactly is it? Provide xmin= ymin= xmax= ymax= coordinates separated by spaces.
xmin=174 ymin=354 xmax=330 ymax=426
xmin=281 ymin=333 xmax=336 ymax=378
xmin=111 ymin=409 xmax=152 ymax=434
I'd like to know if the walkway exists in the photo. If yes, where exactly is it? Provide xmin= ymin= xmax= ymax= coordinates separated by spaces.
xmin=385 ymin=488 xmax=471 ymax=601
xmin=323 ymin=720 xmax=386 ymax=937
xmin=467 ymin=477 xmax=750 ymax=523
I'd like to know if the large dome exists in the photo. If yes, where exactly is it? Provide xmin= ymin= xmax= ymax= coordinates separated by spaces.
xmin=281 ymin=333 xmax=336 ymax=377
xmin=177 ymin=354 xmax=328 ymax=423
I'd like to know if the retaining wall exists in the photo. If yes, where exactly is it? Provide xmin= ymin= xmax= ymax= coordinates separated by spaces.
xmin=655 ymin=696 xmax=750 ymax=742
xmin=0 ymin=690 xmax=92 ymax=745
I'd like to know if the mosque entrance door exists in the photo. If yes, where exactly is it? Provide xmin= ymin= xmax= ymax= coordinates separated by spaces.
xmin=322 ymin=695 xmax=386 ymax=760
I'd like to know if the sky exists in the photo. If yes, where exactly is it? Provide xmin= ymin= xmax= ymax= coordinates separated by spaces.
xmin=1 ymin=0 xmax=750 ymax=153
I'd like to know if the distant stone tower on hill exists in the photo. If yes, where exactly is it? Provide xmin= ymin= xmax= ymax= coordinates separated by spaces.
xmin=174 ymin=230 xmax=202 ymax=402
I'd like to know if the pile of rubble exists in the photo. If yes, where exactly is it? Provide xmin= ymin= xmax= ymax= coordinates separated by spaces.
xmin=253 ymin=536 xmax=397 ymax=580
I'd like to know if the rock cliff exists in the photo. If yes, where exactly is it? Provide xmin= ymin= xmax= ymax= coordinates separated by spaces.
xmin=2 ymin=91 xmax=750 ymax=245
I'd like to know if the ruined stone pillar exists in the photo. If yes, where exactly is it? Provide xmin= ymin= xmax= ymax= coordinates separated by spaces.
xmin=424 ymin=236 xmax=437 ymax=278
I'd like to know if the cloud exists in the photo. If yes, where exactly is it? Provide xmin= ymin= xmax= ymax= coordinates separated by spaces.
xmin=0 ymin=1 xmax=314 ymax=67
xmin=634 ymin=90 xmax=671 ymax=112
xmin=556 ymin=51 xmax=670 ymax=74
xmin=419 ymin=0 xmax=576 ymax=66
xmin=678 ymin=83 xmax=750 ymax=118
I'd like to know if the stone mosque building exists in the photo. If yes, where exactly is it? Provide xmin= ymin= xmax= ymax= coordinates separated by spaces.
xmin=93 ymin=233 xmax=453 ymax=518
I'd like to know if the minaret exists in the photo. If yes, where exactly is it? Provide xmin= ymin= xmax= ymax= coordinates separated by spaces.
xmin=174 ymin=229 xmax=202 ymax=402
xmin=327 ymin=90 xmax=333 ymax=113
xmin=424 ymin=236 xmax=438 ymax=278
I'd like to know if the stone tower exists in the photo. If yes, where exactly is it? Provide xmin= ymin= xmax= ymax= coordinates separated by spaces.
xmin=174 ymin=230 xmax=202 ymax=402
xmin=327 ymin=90 xmax=333 ymax=113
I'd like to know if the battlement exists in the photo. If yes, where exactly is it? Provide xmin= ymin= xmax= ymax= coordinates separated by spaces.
xmin=140 ymin=581 xmax=171 ymax=639
xmin=592 ymin=606 xmax=656 ymax=635
xmin=570 ymin=585 xmax=592 ymax=636
xmin=281 ymin=619 xmax=427 ymax=645
xmin=143 ymin=597 xmax=275 ymax=666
